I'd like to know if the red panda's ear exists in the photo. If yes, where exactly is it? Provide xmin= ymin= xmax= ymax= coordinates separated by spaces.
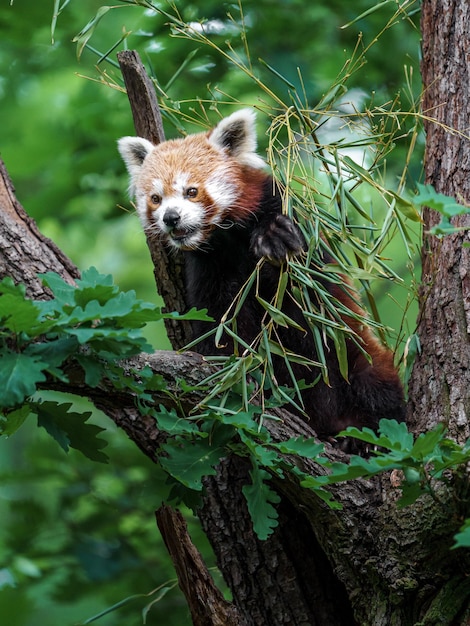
xmin=208 ymin=109 xmax=266 ymax=169
xmin=117 ymin=136 xmax=155 ymax=194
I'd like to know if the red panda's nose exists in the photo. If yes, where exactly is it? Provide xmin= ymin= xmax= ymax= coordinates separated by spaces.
xmin=163 ymin=209 xmax=181 ymax=229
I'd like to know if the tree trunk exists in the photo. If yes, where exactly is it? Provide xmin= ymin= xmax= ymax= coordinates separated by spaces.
xmin=407 ymin=0 xmax=470 ymax=448
xmin=1 ymin=3 xmax=470 ymax=621
xmin=0 ymin=160 xmax=79 ymax=296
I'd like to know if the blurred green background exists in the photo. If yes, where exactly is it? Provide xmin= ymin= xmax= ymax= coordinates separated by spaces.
xmin=0 ymin=1 xmax=421 ymax=624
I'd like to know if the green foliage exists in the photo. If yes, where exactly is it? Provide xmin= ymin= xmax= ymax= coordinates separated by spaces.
xmin=0 ymin=268 xmax=209 ymax=456
xmin=73 ymin=6 xmax=117 ymax=58
xmin=242 ymin=465 xmax=281 ymax=540
xmin=0 ymin=268 xmax=209 ymax=626
xmin=319 ymin=420 xmax=470 ymax=509
xmin=36 ymin=400 xmax=108 ymax=463
xmin=412 ymin=183 xmax=470 ymax=236
xmin=453 ymin=519 xmax=470 ymax=550
xmin=0 ymin=411 xmax=204 ymax=626
xmin=160 ymin=423 xmax=234 ymax=491
xmin=152 ymin=397 xmax=335 ymax=530
xmin=151 ymin=298 xmax=465 ymax=530
xmin=1 ymin=352 xmax=46 ymax=407
xmin=153 ymin=400 xmax=470 ymax=542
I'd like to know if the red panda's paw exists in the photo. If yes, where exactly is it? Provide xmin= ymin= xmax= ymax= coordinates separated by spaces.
xmin=250 ymin=214 xmax=305 ymax=263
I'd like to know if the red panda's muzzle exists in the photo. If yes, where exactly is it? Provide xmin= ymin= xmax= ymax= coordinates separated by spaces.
xmin=157 ymin=202 xmax=206 ymax=250
xmin=168 ymin=226 xmax=199 ymax=246
xmin=162 ymin=219 xmax=203 ymax=250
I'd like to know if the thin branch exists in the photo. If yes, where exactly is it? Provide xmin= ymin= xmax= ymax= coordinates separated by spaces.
xmin=117 ymin=50 xmax=191 ymax=349
xmin=117 ymin=50 xmax=166 ymax=145
xmin=156 ymin=505 xmax=245 ymax=626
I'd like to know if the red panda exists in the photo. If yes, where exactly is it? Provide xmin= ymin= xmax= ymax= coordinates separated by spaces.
xmin=118 ymin=109 xmax=405 ymax=441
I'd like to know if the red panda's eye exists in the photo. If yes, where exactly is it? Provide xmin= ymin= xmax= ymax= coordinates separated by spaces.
xmin=186 ymin=187 xmax=198 ymax=199
xmin=150 ymin=194 xmax=161 ymax=206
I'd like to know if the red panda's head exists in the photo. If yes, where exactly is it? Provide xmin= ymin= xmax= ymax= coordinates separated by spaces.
xmin=118 ymin=109 xmax=267 ymax=250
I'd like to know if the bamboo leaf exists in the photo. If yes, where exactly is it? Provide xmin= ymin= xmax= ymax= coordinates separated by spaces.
xmin=73 ymin=6 xmax=113 ymax=59
xmin=256 ymin=295 xmax=306 ymax=331
xmin=341 ymin=1 xmax=394 ymax=28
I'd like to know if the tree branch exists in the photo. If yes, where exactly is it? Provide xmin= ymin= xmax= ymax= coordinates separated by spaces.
xmin=156 ymin=505 xmax=244 ymax=626
xmin=0 ymin=159 xmax=79 ymax=297
xmin=118 ymin=50 xmax=191 ymax=349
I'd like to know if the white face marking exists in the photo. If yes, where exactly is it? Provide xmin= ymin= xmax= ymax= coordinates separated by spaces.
xmin=135 ymin=189 xmax=148 ymax=222
xmin=151 ymin=178 xmax=164 ymax=196
xmin=173 ymin=173 xmax=190 ymax=194
xmin=206 ymin=172 xmax=238 ymax=211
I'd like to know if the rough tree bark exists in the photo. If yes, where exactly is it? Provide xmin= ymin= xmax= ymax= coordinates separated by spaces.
xmin=1 ymin=3 xmax=470 ymax=622
xmin=408 ymin=0 xmax=470 ymax=447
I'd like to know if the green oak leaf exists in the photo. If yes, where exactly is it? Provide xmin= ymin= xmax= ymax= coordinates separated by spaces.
xmin=35 ymin=401 xmax=108 ymax=463
xmin=0 ymin=352 xmax=47 ymax=407
xmin=242 ymin=465 xmax=280 ymax=540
